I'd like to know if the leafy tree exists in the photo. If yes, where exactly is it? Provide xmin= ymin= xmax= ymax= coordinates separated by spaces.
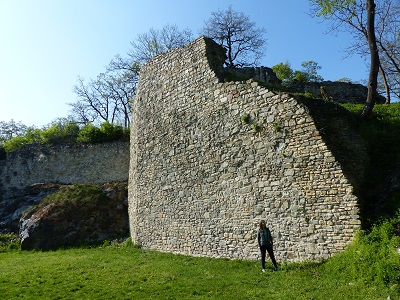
xmin=309 ymin=0 xmax=382 ymax=119
xmin=76 ymin=122 xmax=128 ymax=144
xmin=201 ymin=6 xmax=266 ymax=68
xmin=296 ymin=60 xmax=324 ymax=82
xmin=272 ymin=60 xmax=324 ymax=84
xmin=271 ymin=61 xmax=294 ymax=84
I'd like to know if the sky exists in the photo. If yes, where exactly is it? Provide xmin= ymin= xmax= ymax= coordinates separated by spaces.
xmin=0 ymin=0 xmax=369 ymax=127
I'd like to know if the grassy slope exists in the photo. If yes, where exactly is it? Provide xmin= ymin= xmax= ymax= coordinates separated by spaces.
xmin=0 ymin=239 xmax=398 ymax=300
xmin=342 ymin=103 xmax=400 ymax=223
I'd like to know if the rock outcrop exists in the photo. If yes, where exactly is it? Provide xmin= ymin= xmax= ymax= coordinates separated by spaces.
xmin=0 ymin=141 xmax=129 ymax=233
xmin=19 ymin=182 xmax=129 ymax=250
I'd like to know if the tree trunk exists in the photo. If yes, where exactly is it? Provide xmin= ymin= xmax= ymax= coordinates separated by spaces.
xmin=379 ymin=64 xmax=391 ymax=104
xmin=361 ymin=0 xmax=380 ymax=119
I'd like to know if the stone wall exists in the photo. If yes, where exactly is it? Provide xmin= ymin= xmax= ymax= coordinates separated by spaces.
xmin=286 ymin=80 xmax=386 ymax=104
xmin=0 ymin=142 xmax=129 ymax=231
xmin=128 ymin=37 xmax=366 ymax=262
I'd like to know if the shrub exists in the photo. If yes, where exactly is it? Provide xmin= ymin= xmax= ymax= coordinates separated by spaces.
xmin=40 ymin=121 xmax=80 ymax=144
xmin=322 ymin=214 xmax=400 ymax=287
xmin=76 ymin=123 xmax=105 ymax=143
xmin=0 ymin=233 xmax=21 ymax=252
xmin=77 ymin=122 xmax=129 ymax=143
xmin=100 ymin=122 xmax=124 ymax=142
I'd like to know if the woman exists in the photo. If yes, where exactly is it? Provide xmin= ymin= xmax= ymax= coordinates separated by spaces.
xmin=258 ymin=220 xmax=278 ymax=272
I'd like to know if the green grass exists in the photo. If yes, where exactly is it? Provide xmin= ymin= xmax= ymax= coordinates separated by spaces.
xmin=1 ymin=215 xmax=399 ymax=300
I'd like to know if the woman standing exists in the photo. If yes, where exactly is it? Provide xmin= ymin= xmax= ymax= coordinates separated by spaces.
xmin=258 ymin=220 xmax=278 ymax=272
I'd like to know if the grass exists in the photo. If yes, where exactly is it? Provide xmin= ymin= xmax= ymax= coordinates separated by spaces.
xmin=0 ymin=215 xmax=399 ymax=300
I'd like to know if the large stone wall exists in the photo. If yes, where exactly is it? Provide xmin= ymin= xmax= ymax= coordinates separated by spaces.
xmin=0 ymin=142 xmax=129 ymax=231
xmin=128 ymin=37 xmax=366 ymax=262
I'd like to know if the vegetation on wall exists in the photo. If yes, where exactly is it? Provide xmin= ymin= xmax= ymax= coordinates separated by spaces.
xmin=272 ymin=60 xmax=324 ymax=84
xmin=0 ymin=121 xmax=129 ymax=153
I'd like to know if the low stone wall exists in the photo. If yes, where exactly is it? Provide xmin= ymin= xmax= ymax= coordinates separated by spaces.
xmin=286 ymin=80 xmax=386 ymax=104
xmin=128 ymin=37 xmax=365 ymax=262
xmin=0 ymin=142 xmax=129 ymax=231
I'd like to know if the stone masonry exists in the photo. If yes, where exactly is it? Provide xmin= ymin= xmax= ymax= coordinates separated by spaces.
xmin=0 ymin=142 xmax=129 ymax=231
xmin=128 ymin=37 xmax=364 ymax=262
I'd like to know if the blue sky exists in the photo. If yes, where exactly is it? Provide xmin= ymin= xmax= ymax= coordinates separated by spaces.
xmin=0 ymin=0 xmax=368 ymax=127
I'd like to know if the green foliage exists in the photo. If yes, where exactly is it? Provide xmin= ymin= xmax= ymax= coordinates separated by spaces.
xmin=336 ymin=77 xmax=353 ymax=83
xmin=272 ymin=60 xmax=323 ymax=84
xmin=24 ymin=184 xmax=107 ymax=217
xmin=0 ymin=119 xmax=27 ymax=143
xmin=40 ymin=121 xmax=80 ymax=144
xmin=241 ymin=114 xmax=250 ymax=124
xmin=76 ymin=123 xmax=104 ymax=143
xmin=0 ymin=233 xmax=20 ymax=252
xmin=77 ymin=122 xmax=129 ymax=143
xmin=322 ymin=214 xmax=400 ymax=288
xmin=296 ymin=60 xmax=324 ymax=82
xmin=273 ymin=122 xmax=282 ymax=133
xmin=310 ymin=0 xmax=356 ymax=17
xmin=3 ymin=127 xmax=42 ymax=151
xmin=2 ymin=121 xmax=130 ymax=152
xmin=252 ymin=121 xmax=261 ymax=132
xmin=271 ymin=61 xmax=294 ymax=84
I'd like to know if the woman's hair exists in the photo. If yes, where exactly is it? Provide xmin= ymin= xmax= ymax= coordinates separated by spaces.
xmin=259 ymin=220 xmax=266 ymax=231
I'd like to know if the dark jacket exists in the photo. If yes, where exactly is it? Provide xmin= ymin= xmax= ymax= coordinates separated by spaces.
xmin=258 ymin=227 xmax=273 ymax=247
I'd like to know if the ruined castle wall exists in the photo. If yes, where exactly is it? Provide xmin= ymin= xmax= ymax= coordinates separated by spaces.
xmin=128 ymin=37 xmax=361 ymax=262
xmin=0 ymin=141 xmax=129 ymax=231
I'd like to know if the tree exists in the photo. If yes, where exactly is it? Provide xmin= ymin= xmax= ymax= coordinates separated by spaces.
xmin=129 ymin=24 xmax=193 ymax=64
xmin=272 ymin=60 xmax=324 ymax=84
xmin=70 ymin=59 xmax=139 ymax=127
xmin=70 ymin=25 xmax=192 ymax=126
xmin=0 ymin=120 xmax=27 ymax=144
xmin=271 ymin=61 xmax=294 ymax=84
xmin=309 ymin=0 xmax=384 ymax=118
xmin=295 ymin=61 xmax=324 ymax=82
xmin=375 ymin=0 xmax=400 ymax=102
xmin=201 ymin=6 xmax=266 ymax=68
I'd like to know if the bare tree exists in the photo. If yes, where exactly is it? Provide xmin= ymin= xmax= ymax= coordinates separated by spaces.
xmin=310 ymin=0 xmax=382 ymax=119
xmin=201 ymin=6 xmax=267 ymax=68
xmin=375 ymin=0 xmax=400 ymax=102
xmin=129 ymin=24 xmax=193 ymax=64
xmin=70 ymin=59 xmax=138 ymax=127
xmin=70 ymin=25 xmax=192 ymax=126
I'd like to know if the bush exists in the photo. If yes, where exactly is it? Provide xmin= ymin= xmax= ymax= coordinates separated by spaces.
xmin=100 ymin=122 xmax=124 ymax=141
xmin=40 ymin=121 xmax=80 ymax=144
xmin=3 ymin=135 xmax=33 ymax=152
xmin=322 ymin=214 xmax=400 ymax=287
xmin=77 ymin=122 xmax=129 ymax=144
xmin=76 ymin=123 xmax=105 ymax=143
xmin=0 ymin=233 xmax=21 ymax=252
